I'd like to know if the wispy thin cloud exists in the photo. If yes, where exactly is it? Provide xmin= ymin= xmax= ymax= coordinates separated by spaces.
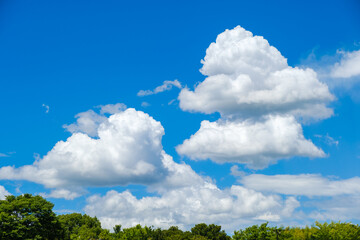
xmin=314 ymin=134 xmax=339 ymax=146
xmin=137 ymin=80 xmax=182 ymax=96
xmin=141 ymin=101 xmax=150 ymax=107
xmin=42 ymin=104 xmax=49 ymax=113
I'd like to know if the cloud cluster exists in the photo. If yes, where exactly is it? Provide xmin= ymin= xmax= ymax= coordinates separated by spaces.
xmin=0 ymin=108 xmax=168 ymax=197
xmin=85 ymin=153 xmax=298 ymax=231
xmin=138 ymin=80 xmax=182 ymax=96
xmin=179 ymin=26 xmax=333 ymax=119
xmin=177 ymin=26 xmax=333 ymax=168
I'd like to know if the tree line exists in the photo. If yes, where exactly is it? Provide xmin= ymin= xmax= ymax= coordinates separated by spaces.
xmin=1 ymin=194 xmax=359 ymax=239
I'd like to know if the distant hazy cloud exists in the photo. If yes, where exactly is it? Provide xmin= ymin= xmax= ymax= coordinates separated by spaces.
xmin=63 ymin=103 xmax=127 ymax=137
xmin=240 ymin=174 xmax=360 ymax=197
xmin=0 ymin=153 xmax=9 ymax=157
xmin=98 ymin=103 xmax=127 ymax=115
xmin=314 ymin=134 xmax=339 ymax=146
xmin=42 ymin=104 xmax=49 ymax=113
xmin=330 ymin=50 xmax=360 ymax=78
xmin=141 ymin=102 xmax=150 ymax=107
xmin=308 ymin=195 xmax=360 ymax=222
xmin=138 ymin=80 xmax=182 ymax=96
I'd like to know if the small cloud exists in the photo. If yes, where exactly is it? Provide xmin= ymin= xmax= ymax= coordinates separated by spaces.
xmin=141 ymin=102 xmax=150 ymax=107
xmin=330 ymin=50 xmax=360 ymax=78
xmin=137 ymin=80 xmax=182 ymax=97
xmin=314 ymin=134 xmax=339 ymax=146
xmin=168 ymin=99 xmax=176 ymax=105
xmin=40 ymin=189 xmax=83 ymax=200
xmin=0 ymin=152 xmax=15 ymax=158
xmin=97 ymin=103 xmax=127 ymax=115
xmin=63 ymin=103 xmax=127 ymax=138
xmin=230 ymin=165 xmax=246 ymax=177
xmin=42 ymin=104 xmax=49 ymax=113
xmin=15 ymin=185 xmax=21 ymax=194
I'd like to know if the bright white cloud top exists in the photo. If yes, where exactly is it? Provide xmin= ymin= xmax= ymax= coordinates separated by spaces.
xmin=179 ymin=26 xmax=334 ymax=119
xmin=177 ymin=26 xmax=333 ymax=167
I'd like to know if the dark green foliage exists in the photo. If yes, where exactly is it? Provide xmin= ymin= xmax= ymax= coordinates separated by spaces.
xmin=58 ymin=213 xmax=102 ymax=240
xmin=233 ymin=221 xmax=360 ymax=240
xmin=0 ymin=194 xmax=63 ymax=240
xmin=191 ymin=223 xmax=231 ymax=240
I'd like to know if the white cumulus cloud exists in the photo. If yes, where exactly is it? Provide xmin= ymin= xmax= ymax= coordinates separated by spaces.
xmin=0 ymin=108 xmax=168 ymax=195
xmin=177 ymin=26 xmax=332 ymax=167
xmin=179 ymin=26 xmax=333 ymax=119
xmin=177 ymin=115 xmax=324 ymax=169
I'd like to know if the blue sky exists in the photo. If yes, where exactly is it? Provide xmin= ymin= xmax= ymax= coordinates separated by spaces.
xmin=1 ymin=0 xmax=360 ymax=232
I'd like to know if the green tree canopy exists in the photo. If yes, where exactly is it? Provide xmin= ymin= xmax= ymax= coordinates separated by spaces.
xmin=58 ymin=213 xmax=102 ymax=240
xmin=191 ymin=223 xmax=230 ymax=240
xmin=0 ymin=194 xmax=63 ymax=240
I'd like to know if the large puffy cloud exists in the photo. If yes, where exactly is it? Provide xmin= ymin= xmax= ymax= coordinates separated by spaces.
xmin=330 ymin=50 xmax=360 ymax=78
xmin=177 ymin=26 xmax=332 ymax=167
xmin=0 ymin=108 xmax=167 ymax=193
xmin=179 ymin=26 xmax=334 ymax=119
xmin=85 ymin=154 xmax=298 ymax=231
xmin=177 ymin=115 xmax=324 ymax=169
xmin=240 ymin=174 xmax=360 ymax=197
